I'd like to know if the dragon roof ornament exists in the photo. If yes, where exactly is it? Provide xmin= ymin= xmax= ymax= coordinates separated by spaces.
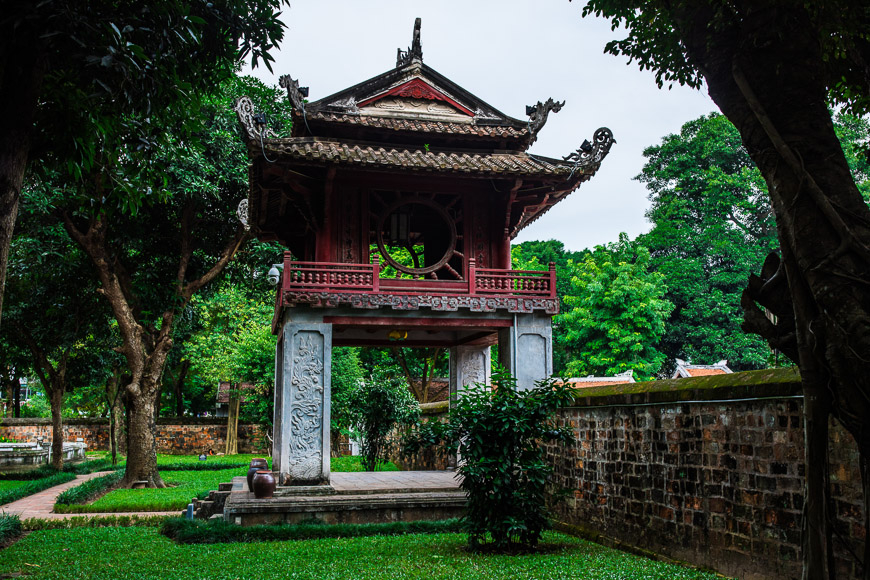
xmin=396 ymin=18 xmax=423 ymax=68
xmin=233 ymin=96 xmax=276 ymax=142
xmin=279 ymin=75 xmax=309 ymax=111
xmin=563 ymin=127 xmax=615 ymax=168
xmin=526 ymin=98 xmax=565 ymax=144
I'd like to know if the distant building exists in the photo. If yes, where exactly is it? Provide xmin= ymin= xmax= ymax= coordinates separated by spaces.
xmin=672 ymin=359 xmax=733 ymax=379
xmin=559 ymin=370 xmax=636 ymax=389
xmin=215 ymin=382 xmax=256 ymax=417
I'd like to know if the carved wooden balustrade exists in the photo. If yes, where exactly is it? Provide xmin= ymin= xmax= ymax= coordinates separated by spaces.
xmin=279 ymin=254 xmax=556 ymax=300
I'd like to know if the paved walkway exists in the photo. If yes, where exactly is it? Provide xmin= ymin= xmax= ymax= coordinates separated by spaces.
xmin=330 ymin=470 xmax=460 ymax=492
xmin=0 ymin=472 xmax=178 ymax=520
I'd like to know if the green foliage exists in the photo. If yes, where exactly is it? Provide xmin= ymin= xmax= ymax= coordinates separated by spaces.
xmin=17 ymin=392 xmax=51 ymax=418
xmin=557 ymin=234 xmax=672 ymax=379
xmin=635 ymin=112 xmax=777 ymax=372
xmin=0 ymin=472 xmax=76 ymax=506
xmin=15 ymin=1 xmax=287 ymax=194
xmin=350 ymin=369 xmax=419 ymax=471
xmin=0 ymin=528 xmax=730 ymax=579
xmin=331 ymin=347 xmax=365 ymax=441
xmin=185 ymin=283 xmax=276 ymax=421
xmin=161 ymin=517 xmax=464 ymax=544
xmin=407 ymin=369 xmax=575 ymax=550
xmin=0 ymin=513 xmax=23 ymax=544
xmin=55 ymin=470 xmax=124 ymax=508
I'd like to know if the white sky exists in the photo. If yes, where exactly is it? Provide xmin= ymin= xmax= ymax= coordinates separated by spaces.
xmin=243 ymin=0 xmax=717 ymax=253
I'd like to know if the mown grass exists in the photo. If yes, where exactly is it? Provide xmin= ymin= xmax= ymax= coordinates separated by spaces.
xmin=161 ymin=517 xmax=465 ymax=544
xmin=50 ymin=455 xmax=396 ymax=513
xmin=56 ymin=468 xmax=239 ymax=513
xmin=0 ymin=528 xmax=733 ymax=580
xmin=331 ymin=455 xmax=398 ymax=472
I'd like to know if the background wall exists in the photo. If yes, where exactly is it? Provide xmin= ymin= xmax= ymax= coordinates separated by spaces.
xmin=0 ymin=418 xmax=269 ymax=455
xmin=544 ymin=368 xmax=864 ymax=580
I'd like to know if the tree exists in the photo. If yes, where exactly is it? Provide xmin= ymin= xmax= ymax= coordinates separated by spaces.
xmin=637 ymin=113 xmax=779 ymax=371
xmin=350 ymin=369 xmax=418 ymax=471
xmin=557 ymin=234 xmax=672 ymax=379
xmin=578 ymin=2 xmax=870 ymax=576
xmin=60 ymin=75 xmax=291 ymax=487
xmin=0 ymin=0 xmax=287 ymax=330
xmin=2 ymin=211 xmax=113 ymax=469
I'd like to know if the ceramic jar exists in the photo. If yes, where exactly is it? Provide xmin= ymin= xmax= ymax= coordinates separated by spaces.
xmin=247 ymin=458 xmax=268 ymax=491
xmin=252 ymin=470 xmax=277 ymax=499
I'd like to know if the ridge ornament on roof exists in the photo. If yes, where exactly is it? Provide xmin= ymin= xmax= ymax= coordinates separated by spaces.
xmin=563 ymin=128 xmax=615 ymax=169
xmin=279 ymin=74 xmax=309 ymax=111
xmin=396 ymin=17 xmax=423 ymax=67
xmin=526 ymin=98 xmax=565 ymax=144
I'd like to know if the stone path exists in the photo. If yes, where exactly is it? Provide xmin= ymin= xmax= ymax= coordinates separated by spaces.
xmin=0 ymin=472 xmax=178 ymax=520
xmin=330 ymin=470 xmax=460 ymax=493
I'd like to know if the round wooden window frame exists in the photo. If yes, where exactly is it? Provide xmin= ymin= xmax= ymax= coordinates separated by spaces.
xmin=375 ymin=198 xmax=458 ymax=275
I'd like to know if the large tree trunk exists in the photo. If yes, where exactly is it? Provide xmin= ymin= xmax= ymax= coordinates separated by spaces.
xmin=666 ymin=4 xmax=870 ymax=578
xmin=124 ymin=381 xmax=165 ymax=488
xmin=48 ymin=386 xmax=64 ymax=471
xmin=0 ymin=39 xmax=44 ymax=330
xmin=225 ymin=391 xmax=240 ymax=455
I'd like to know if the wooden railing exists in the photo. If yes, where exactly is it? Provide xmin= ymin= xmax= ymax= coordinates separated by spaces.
xmin=470 ymin=261 xmax=556 ymax=298
xmin=280 ymin=254 xmax=556 ymax=299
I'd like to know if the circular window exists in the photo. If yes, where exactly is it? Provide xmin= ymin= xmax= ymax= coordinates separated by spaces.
xmin=375 ymin=198 xmax=457 ymax=276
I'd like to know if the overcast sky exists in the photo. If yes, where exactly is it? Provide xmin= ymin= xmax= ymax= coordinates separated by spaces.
xmin=243 ymin=0 xmax=718 ymax=253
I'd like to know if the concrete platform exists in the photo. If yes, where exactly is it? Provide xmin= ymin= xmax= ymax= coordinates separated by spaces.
xmin=223 ymin=471 xmax=465 ymax=526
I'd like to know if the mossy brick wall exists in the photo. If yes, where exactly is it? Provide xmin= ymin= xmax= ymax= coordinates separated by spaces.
xmin=545 ymin=368 xmax=865 ymax=580
xmin=0 ymin=418 xmax=269 ymax=455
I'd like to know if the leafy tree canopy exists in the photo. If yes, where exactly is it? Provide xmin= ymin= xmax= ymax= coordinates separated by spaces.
xmin=557 ymin=234 xmax=672 ymax=379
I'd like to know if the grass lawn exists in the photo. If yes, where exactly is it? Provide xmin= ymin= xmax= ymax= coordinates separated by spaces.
xmin=0 ymin=480 xmax=30 ymax=493
xmin=0 ymin=528 xmax=731 ymax=580
xmin=73 ymin=468 xmax=241 ymax=513
xmin=60 ymin=455 xmax=397 ymax=512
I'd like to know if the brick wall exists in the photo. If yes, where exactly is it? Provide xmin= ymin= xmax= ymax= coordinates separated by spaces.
xmin=545 ymin=368 xmax=864 ymax=580
xmin=389 ymin=401 xmax=451 ymax=471
xmin=0 ymin=418 xmax=269 ymax=455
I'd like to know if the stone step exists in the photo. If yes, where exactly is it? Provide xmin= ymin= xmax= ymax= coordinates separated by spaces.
xmin=218 ymin=482 xmax=233 ymax=492
xmin=223 ymin=489 xmax=466 ymax=526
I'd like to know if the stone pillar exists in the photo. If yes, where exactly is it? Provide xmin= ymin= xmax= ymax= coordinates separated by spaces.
xmin=448 ymin=345 xmax=491 ymax=402
xmin=273 ymin=318 xmax=332 ymax=485
xmin=498 ymin=312 xmax=553 ymax=389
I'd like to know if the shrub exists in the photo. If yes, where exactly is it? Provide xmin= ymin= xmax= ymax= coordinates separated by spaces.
xmin=405 ymin=368 xmax=574 ymax=551
xmin=0 ymin=513 xmax=22 ymax=543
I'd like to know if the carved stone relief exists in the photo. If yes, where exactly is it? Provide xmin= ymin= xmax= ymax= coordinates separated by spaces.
xmin=287 ymin=332 xmax=324 ymax=480
xmin=360 ymin=97 xmax=468 ymax=121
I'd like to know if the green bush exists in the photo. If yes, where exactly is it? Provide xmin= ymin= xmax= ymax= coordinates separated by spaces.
xmin=161 ymin=517 xmax=464 ymax=544
xmin=0 ymin=513 xmax=23 ymax=543
xmin=55 ymin=470 xmax=124 ymax=509
xmin=0 ymin=472 xmax=76 ymax=505
xmin=405 ymin=368 xmax=574 ymax=551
